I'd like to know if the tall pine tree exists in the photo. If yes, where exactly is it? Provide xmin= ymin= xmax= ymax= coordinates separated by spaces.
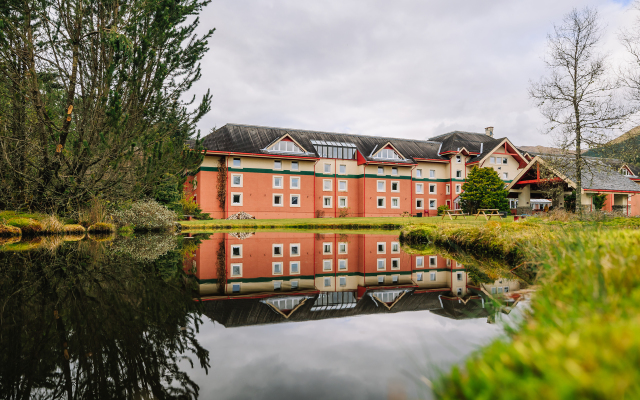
xmin=0 ymin=0 xmax=213 ymax=212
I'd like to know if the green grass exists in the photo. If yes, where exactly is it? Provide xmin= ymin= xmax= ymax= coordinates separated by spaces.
xmin=180 ymin=215 xmax=514 ymax=231
xmin=401 ymin=223 xmax=640 ymax=399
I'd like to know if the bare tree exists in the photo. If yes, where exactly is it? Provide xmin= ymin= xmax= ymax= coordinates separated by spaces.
xmin=529 ymin=7 xmax=631 ymax=214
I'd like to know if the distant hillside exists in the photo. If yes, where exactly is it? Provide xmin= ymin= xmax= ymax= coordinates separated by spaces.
xmin=583 ymin=127 xmax=640 ymax=165
xmin=518 ymin=146 xmax=583 ymax=155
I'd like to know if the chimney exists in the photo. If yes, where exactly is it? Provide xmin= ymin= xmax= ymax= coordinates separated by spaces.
xmin=485 ymin=127 xmax=494 ymax=137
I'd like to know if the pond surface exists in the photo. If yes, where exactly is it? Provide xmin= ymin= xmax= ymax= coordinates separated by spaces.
xmin=0 ymin=232 xmax=526 ymax=400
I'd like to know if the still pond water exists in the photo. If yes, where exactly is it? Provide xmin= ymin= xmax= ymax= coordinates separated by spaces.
xmin=0 ymin=231 xmax=526 ymax=400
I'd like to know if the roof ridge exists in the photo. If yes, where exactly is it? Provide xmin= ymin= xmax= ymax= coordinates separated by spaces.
xmin=222 ymin=123 xmax=443 ymax=145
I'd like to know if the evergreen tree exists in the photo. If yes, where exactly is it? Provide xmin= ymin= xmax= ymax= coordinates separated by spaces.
xmin=0 ymin=0 xmax=213 ymax=212
xmin=592 ymin=193 xmax=607 ymax=211
xmin=459 ymin=166 xmax=509 ymax=214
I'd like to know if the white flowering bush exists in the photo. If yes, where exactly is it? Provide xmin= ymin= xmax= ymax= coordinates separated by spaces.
xmin=110 ymin=200 xmax=178 ymax=232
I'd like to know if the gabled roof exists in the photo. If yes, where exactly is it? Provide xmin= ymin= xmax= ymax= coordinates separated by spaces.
xmin=427 ymin=131 xmax=502 ymax=157
xmin=202 ymin=124 xmax=448 ymax=163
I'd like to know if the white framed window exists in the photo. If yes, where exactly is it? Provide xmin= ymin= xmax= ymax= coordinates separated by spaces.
xmin=270 ymin=140 xmax=303 ymax=153
xmin=274 ymin=281 xmax=282 ymax=290
xmin=272 ymin=244 xmax=283 ymax=257
xmin=504 ymin=286 xmax=509 ymax=293
xmin=455 ymin=184 xmax=461 ymax=194
xmin=323 ymin=259 xmax=332 ymax=271
xmin=417 ymin=272 xmax=423 ymax=282
xmin=457 ymin=287 xmax=463 ymax=296
xmin=290 ymin=243 xmax=300 ymax=256
xmin=429 ymin=184 xmax=436 ymax=194
xmin=290 ymin=194 xmax=300 ymax=207
xmin=323 ymin=242 xmax=332 ymax=254
xmin=339 ymin=164 xmax=346 ymax=174
xmin=456 ymin=170 xmax=462 ymax=178
xmin=231 ymin=263 xmax=242 ymax=277
xmin=446 ymin=184 xmax=450 ymax=194
xmin=391 ymin=181 xmax=399 ymax=192
xmin=416 ymin=169 xmax=422 ymax=178
xmin=377 ymin=197 xmax=385 ymax=208
xmin=496 ymin=157 xmax=502 ymax=164
xmin=392 ymin=275 xmax=399 ymax=283
xmin=446 ymin=259 xmax=451 ymax=267
xmin=274 ymin=160 xmax=282 ymax=170
xmin=290 ymin=261 xmax=300 ymax=275
xmin=290 ymin=176 xmax=300 ymax=189
xmin=324 ymin=277 xmax=331 ymax=287
xmin=231 ymin=193 xmax=243 ymax=206
xmin=338 ymin=259 xmax=348 ymax=271
xmin=503 ymin=172 xmax=509 ymax=180
xmin=416 ymin=199 xmax=424 ymax=209
xmin=503 ymin=157 xmax=509 ymax=164
xmin=490 ymin=157 xmax=495 ymax=164
xmin=323 ymin=196 xmax=332 ymax=208
xmin=378 ymin=166 xmax=384 ymax=175
xmin=231 ymin=174 xmax=243 ymax=187
xmin=391 ymin=258 xmax=400 ymax=270
xmin=272 ymin=262 xmax=283 ymax=275
xmin=430 ymin=169 xmax=436 ymax=178
xmin=339 ymin=276 xmax=347 ymax=287
xmin=377 ymin=242 xmax=386 ymax=254
xmin=291 ymin=161 xmax=299 ymax=171
xmin=391 ymin=242 xmax=400 ymax=253
xmin=491 ymin=287 xmax=497 ymax=294
xmin=378 ymin=275 xmax=385 ymax=284
xmin=232 ymin=283 xmax=241 ymax=293
xmin=391 ymin=167 xmax=398 ymax=176
xmin=338 ymin=196 xmax=348 ymax=208
xmin=232 ymin=158 xmax=241 ymax=167
xmin=273 ymin=194 xmax=283 ymax=207
xmin=416 ymin=256 xmax=424 ymax=268
xmin=391 ymin=197 xmax=400 ymax=208
xmin=291 ymin=280 xmax=299 ymax=289
xmin=273 ymin=176 xmax=283 ymax=189
xmin=429 ymin=199 xmax=436 ymax=209
xmin=338 ymin=180 xmax=347 ymax=191
xmin=377 ymin=259 xmax=386 ymax=270
xmin=429 ymin=256 xmax=437 ymax=266
xmin=456 ymin=155 xmax=462 ymax=163
xmin=324 ymin=163 xmax=331 ymax=173
xmin=338 ymin=242 xmax=348 ymax=254
xmin=230 ymin=245 xmax=242 ymax=258
xmin=416 ymin=183 xmax=424 ymax=194
xmin=377 ymin=180 xmax=385 ymax=192
xmin=323 ymin=179 xmax=332 ymax=191
xmin=457 ymin=272 xmax=464 ymax=281
xmin=430 ymin=272 xmax=436 ymax=281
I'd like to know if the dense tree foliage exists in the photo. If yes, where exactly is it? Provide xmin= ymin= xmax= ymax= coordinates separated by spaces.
xmin=0 ymin=0 xmax=213 ymax=212
xmin=592 ymin=193 xmax=607 ymax=211
xmin=459 ymin=166 xmax=509 ymax=214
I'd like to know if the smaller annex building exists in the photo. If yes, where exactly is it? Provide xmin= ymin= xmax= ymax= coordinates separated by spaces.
xmin=192 ymin=124 xmax=530 ymax=219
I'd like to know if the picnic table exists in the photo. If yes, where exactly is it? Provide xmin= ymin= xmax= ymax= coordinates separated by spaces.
xmin=442 ymin=210 xmax=469 ymax=220
xmin=475 ymin=209 xmax=502 ymax=220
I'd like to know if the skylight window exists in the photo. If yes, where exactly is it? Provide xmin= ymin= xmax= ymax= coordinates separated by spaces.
xmin=374 ymin=148 xmax=401 ymax=160
xmin=269 ymin=140 xmax=303 ymax=153
xmin=311 ymin=140 xmax=357 ymax=160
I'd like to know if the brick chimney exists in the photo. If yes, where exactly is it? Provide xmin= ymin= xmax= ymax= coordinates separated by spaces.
xmin=485 ymin=127 xmax=494 ymax=137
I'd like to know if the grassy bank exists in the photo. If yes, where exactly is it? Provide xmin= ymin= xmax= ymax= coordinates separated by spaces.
xmin=401 ymin=223 xmax=640 ymax=398
xmin=180 ymin=215 xmax=515 ymax=231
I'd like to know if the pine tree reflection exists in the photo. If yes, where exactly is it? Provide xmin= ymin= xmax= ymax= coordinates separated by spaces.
xmin=0 ymin=237 xmax=209 ymax=400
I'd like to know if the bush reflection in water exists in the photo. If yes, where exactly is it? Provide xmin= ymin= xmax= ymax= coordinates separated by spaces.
xmin=0 ymin=235 xmax=209 ymax=400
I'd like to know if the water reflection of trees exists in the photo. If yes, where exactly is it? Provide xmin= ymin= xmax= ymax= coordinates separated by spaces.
xmin=0 ymin=236 xmax=209 ymax=399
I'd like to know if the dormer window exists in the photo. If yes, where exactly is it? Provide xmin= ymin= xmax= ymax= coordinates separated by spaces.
xmin=374 ymin=148 xmax=401 ymax=160
xmin=269 ymin=139 xmax=303 ymax=153
xmin=456 ymin=155 xmax=462 ymax=163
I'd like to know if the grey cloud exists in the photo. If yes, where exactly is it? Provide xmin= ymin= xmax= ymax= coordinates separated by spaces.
xmin=188 ymin=0 xmax=633 ymax=147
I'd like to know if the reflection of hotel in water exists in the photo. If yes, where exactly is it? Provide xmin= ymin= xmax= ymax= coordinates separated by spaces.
xmin=189 ymin=232 xmax=509 ymax=326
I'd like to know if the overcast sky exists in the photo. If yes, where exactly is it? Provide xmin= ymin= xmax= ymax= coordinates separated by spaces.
xmin=188 ymin=0 xmax=637 ymax=146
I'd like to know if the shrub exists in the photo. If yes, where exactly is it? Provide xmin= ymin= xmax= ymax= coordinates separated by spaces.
xmin=437 ymin=204 xmax=450 ymax=216
xmin=592 ymin=193 xmax=607 ymax=211
xmin=7 ymin=218 xmax=43 ymax=235
xmin=315 ymin=210 xmax=325 ymax=218
xmin=338 ymin=207 xmax=351 ymax=218
xmin=87 ymin=222 xmax=116 ymax=233
xmin=41 ymin=215 xmax=64 ymax=233
xmin=64 ymin=224 xmax=86 ymax=234
xmin=77 ymin=197 xmax=108 ymax=227
xmin=110 ymin=200 xmax=178 ymax=232
xmin=180 ymin=193 xmax=199 ymax=215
